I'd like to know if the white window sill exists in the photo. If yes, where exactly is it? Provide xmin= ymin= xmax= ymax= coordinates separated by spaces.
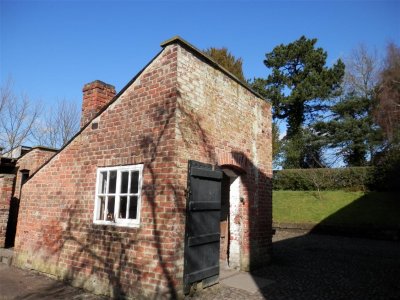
xmin=93 ymin=220 xmax=140 ymax=228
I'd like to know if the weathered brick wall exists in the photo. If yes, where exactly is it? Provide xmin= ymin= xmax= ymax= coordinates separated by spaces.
xmin=14 ymin=45 xmax=184 ymax=298
xmin=0 ymin=174 xmax=15 ymax=247
xmin=13 ymin=39 xmax=273 ymax=298
xmin=81 ymin=81 xmax=116 ymax=128
xmin=14 ymin=148 xmax=57 ymax=200
xmin=175 ymin=45 xmax=273 ymax=270
xmin=0 ymin=148 xmax=57 ymax=249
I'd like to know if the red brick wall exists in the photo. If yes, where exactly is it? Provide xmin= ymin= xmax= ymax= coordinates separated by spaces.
xmin=15 ymin=45 xmax=183 ymax=298
xmin=80 ymin=81 xmax=116 ymax=128
xmin=14 ymin=41 xmax=272 ymax=298
xmin=0 ymin=148 xmax=55 ymax=249
xmin=175 ymin=45 xmax=273 ymax=270
xmin=0 ymin=174 xmax=15 ymax=247
xmin=14 ymin=148 xmax=57 ymax=200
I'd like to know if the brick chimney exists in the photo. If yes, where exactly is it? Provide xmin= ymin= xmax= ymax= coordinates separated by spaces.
xmin=81 ymin=80 xmax=116 ymax=128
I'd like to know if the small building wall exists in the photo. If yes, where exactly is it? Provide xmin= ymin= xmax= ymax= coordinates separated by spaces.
xmin=175 ymin=44 xmax=273 ymax=270
xmin=14 ymin=148 xmax=57 ymax=199
xmin=0 ymin=148 xmax=56 ymax=248
xmin=13 ymin=38 xmax=273 ymax=298
xmin=0 ymin=174 xmax=15 ymax=247
xmin=14 ymin=44 xmax=183 ymax=299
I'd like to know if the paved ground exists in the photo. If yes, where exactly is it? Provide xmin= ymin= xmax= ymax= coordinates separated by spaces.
xmin=0 ymin=264 xmax=107 ymax=300
xmin=1 ymin=231 xmax=399 ymax=299
xmin=191 ymin=231 xmax=400 ymax=300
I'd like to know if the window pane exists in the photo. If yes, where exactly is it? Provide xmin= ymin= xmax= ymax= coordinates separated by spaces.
xmin=108 ymin=171 xmax=117 ymax=193
xmin=128 ymin=196 xmax=138 ymax=219
xmin=107 ymin=196 xmax=115 ymax=221
xmin=119 ymin=196 xmax=127 ymax=219
xmin=99 ymin=171 xmax=107 ymax=194
xmin=121 ymin=171 xmax=129 ymax=193
xmin=98 ymin=196 xmax=105 ymax=220
xmin=130 ymin=171 xmax=139 ymax=193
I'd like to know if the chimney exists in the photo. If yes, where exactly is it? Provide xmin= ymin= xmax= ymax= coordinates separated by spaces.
xmin=81 ymin=80 xmax=116 ymax=128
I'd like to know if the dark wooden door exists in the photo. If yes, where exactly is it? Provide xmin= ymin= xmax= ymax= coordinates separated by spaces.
xmin=184 ymin=160 xmax=222 ymax=293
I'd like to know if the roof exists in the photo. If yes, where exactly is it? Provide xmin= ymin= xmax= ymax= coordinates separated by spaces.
xmin=2 ymin=145 xmax=58 ymax=160
xmin=160 ymin=36 xmax=265 ymax=100
xmin=30 ymin=146 xmax=59 ymax=152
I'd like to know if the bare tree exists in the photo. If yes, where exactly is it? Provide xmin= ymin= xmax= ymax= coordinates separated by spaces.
xmin=0 ymin=79 xmax=41 ymax=153
xmin=374 ymin=42 xmax=400 ymax=142
xmin=317 ymin=44 xmax=383 ymax=165
xmin=344 ymin=44 xmax=380 ymax=98
xmin=31 ymin=99 xmax=80 ymax=149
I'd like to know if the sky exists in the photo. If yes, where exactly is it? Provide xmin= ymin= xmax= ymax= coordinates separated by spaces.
xmin=1 ymin=0 xmax=399 ymax=111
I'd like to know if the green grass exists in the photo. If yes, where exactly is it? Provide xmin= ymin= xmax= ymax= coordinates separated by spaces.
xmin=273 ymin=190 xmax=400 ymax=228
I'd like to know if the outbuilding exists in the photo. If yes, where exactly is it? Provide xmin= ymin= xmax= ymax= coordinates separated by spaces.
xmin=14 ymin=36 xmax=273 ymax=298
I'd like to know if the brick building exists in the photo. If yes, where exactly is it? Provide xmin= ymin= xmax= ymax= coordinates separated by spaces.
xmin=0 ymin=146 xmax=57 ymax=248
xmin=13 ymin=37 xmax=273 ymax=298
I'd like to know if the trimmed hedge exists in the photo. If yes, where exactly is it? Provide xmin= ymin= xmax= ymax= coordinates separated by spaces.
xmin=273 ymin=167 xmax=374 ymax=191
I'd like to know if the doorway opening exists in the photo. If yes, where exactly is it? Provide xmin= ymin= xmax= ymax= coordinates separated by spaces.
xmin=220 ymin=168 xmax=240 ymax=269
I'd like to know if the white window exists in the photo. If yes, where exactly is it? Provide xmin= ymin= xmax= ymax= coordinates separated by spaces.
xmin=93 ymin=164 xmax=143 ymax=227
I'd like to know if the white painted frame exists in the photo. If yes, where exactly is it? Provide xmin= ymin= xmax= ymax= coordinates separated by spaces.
xmin=93 ymin=164 xmax=143 ymax=228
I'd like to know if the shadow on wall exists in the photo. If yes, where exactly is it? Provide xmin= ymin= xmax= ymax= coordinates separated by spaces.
xmin=231 ymin=151 xmax=273 ymax=270
xmin=31 ymin=90 xmax=272 ymax=298
xmin=176 ymin=96 xmax=273 ymax=292
xmin=36 ymin=96 xmax=181 ymax=299
xmin=176 ymin=96 xmax=273 ymax=270
xmin=5 ymin=196 xmax=19 ymax=248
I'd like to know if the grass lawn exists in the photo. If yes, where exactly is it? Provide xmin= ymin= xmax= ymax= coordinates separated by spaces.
xmin=273 ymin=190 xmax=400 ymax=228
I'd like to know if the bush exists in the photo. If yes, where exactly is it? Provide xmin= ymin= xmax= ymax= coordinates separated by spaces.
xmin=370 ymin=146 xmax=400 ymax=191
xmin=273 ymin=167 xmax=374 ymax=191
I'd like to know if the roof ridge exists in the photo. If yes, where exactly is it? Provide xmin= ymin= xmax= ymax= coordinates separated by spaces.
xmin=160 ymin=36 xmax=265 ymax=100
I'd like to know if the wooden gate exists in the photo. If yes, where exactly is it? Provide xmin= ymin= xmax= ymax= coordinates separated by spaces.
xmin=183 ymin=160 xmax=223 ymax=293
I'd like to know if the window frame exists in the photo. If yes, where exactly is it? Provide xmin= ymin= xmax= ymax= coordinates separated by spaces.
xmin=93 ymin=164 xmax=143 ymax=228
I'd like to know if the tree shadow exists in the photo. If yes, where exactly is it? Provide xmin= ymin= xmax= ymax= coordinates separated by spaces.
xmin=33 ymin=93 xmax=182 ymax=299
xmin=175 ymin=97 xmax=273 ymax=294
xmin=248 ymin=230 xmax=400 ymax=299
xmin=309 ymin=191 xmax=400 ymax=240
xmin=254 ymin=190 xmax=400 ymax=299
xmin=23 ymin=75 xmax=273 ymax=299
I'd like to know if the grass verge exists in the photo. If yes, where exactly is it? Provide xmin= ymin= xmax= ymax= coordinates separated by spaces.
xmin=273 ymin=191 xmax=400 ymax=228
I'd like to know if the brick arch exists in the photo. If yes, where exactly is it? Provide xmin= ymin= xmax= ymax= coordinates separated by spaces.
xmin=216 ymin=151 xmax=248 ymax=173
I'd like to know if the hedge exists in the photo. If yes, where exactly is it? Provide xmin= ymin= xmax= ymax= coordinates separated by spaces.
xmin=369 ymin=146 xmax=400 ymax=192
xmin=273 ymin=167 xmax=374 ymax=191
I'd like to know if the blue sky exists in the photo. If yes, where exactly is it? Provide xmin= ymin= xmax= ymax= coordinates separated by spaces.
xmin=1 ymin=0 xmax=399 ymax=109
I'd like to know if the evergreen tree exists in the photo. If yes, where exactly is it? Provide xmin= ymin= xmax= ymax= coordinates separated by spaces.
xmin=204 ymin=47 xmax=246 ymax=82
xmin=313 ymin=93 xmax=376 ymax=166
xmin=314 ymin=45 xmax=383 ymax=166
xmin=282 ymin=127 xmax=326 ymax=168
xmin=253 ymin=36 xmax=345 ymax=168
